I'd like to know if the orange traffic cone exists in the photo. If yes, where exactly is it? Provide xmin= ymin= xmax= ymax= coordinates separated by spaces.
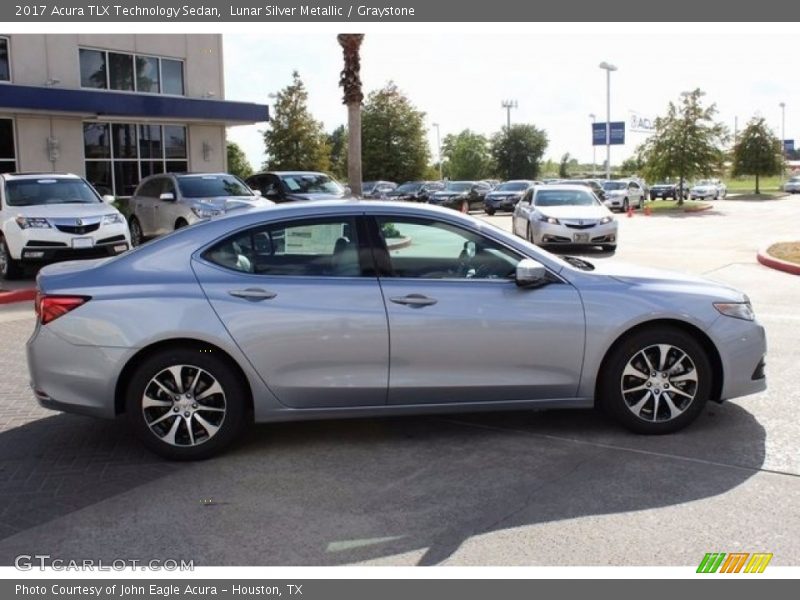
xmin=627 ymin=206 xmax=634 ymax=218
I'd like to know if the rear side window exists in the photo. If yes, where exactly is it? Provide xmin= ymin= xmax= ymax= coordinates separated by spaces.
xmin=203 ymin=217 xmax=364 ymax=277
xmin=136 ymin=178 xmax=162 ymax=198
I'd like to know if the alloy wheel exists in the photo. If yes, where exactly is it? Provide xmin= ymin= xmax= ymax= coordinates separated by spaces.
xmin=619 ymin=343 xmax=698 ymax=422
xmin=141 ymin=364 xmax=227 ymax=447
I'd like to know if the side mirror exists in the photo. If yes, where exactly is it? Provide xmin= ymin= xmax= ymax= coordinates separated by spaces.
xmin=159 ymin=192 xmax=175 ymax=201
xmin=252 ymin=189 xmax=262 ymax=197
xmin=515 ymin=258 xmax=548 ymax=287
xmin=102 ymin=194 xmax=115 ymax=204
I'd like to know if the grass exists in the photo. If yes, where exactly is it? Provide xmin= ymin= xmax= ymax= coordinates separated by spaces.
xmin=724 ymin=175 xmax=784 ymax=194
xmin=767 ymin=242 xmax=800 ymax=266
xmin=645 ymin=199 xmax=711 ymax=213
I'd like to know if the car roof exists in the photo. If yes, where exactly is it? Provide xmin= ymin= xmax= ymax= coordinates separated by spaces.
xmin=1 ymin=172 xmax=82 ymax=181
xmin=257 ymin=171 xmax=328 ymax=177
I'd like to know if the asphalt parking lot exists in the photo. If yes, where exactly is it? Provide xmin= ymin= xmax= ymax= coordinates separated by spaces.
xmin=0 ymin=196 xmax=798 ymax=566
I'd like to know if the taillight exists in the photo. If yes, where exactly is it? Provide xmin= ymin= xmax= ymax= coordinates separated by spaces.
xmin=35 ymin=293 xmax=89 ymax=325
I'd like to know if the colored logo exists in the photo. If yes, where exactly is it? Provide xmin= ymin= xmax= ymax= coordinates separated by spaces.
xmin=697 ymin=552 xmax=773 ymax=573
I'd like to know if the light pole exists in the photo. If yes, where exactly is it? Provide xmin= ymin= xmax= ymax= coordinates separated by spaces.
xmin=780 ymin=102 xmax=786 ymax=184
xmin=589 ymin=113 xmax=597 ymax=177
xmin=501 ymin=99 xmax=518 ymax=130
xmin=432 ymin=122 xmax=443 ymax=181
xmin=599 ymin=61 xmax=617 ymax=179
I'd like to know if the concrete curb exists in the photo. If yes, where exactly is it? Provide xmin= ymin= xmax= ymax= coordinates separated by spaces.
xmin=0 ymin=287 xmax=36 ymax=305
xmin=757 ymin=243 xmax=800 ymax=276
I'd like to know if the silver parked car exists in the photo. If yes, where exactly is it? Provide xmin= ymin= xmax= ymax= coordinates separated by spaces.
xmin=512 ymin=184 xmax=618 ymax=251
xmin=128 ymin=172 xmax=268 ymax=245
xmin=783 ymin=175 xmax=800 ymax=193
xmin=28 ymin=201 xmax=766 ymax=460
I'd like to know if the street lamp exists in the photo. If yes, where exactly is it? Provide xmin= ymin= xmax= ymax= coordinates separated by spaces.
xmin=501 ymin=99 xmax=518 ymax=130
xmin=780 ymin=102 xmax=786 ymax=184
xmin=599 ymin=61 xmax=617 ymax=179
xmin=432 ymin=122 xmax=443 ymax=181
xmin=589 ymin=113 xmax=597 ymax=177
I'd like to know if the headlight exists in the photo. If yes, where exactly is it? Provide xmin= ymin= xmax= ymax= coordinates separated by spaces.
xmin=15 ymin=216 xmax=51 ymax=229
xmin=102 ymin=213 xmax=124 ymax=225
xmin=191 ymin=206 xmax=223 ymax=218
xmin=713 ymin=301 xmax=755 ymax=321
xmin=538 ymin=214 xmax=559 ymax=225
xmin=599 ymin=215 xmax=614 ymax=224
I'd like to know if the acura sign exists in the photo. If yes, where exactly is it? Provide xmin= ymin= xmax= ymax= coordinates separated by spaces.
xmin=629 ymin=111 xmax=656 ymax=133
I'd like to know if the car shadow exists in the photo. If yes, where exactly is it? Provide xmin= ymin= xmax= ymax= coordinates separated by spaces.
xmin=0 ymin=402 xmax=765 ymax=566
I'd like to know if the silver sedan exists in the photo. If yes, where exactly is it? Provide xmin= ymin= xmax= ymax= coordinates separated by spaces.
xmin=27 ymin=201 xmax=766 ymax=459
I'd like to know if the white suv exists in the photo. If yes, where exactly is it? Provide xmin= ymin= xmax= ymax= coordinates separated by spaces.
xmin=0 ymin=173 xmax=131 ymax=280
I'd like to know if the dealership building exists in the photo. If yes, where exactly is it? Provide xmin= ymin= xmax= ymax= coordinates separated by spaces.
xmin=0 ymin=34 xmax=268 ymax=196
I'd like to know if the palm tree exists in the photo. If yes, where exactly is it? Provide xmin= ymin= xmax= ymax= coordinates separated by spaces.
xmin=337 ymin=34 xmax=364 ymax=197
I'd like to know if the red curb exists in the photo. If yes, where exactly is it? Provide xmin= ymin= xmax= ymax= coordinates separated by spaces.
xmin=757 ymin=245 xmax=800 ymax=276
xmin=0 ymin=288 xmax=36 ymax=305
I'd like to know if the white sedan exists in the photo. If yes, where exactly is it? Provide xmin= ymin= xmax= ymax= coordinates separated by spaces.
xmin=690 ymin=179 xmax=726 ymax=200
xmin=512 ymin=184 xmax=618 ymax=251
xmin=600 ymin=180 xmax=645 ymax=211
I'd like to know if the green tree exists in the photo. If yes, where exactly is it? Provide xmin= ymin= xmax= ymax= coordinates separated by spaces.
xmin=731 ymin=117 xmax=783 ymax=194
xmin=327 ymin=124 xmax=348 ymax=181
xmin=620 ymin=155 xmax=645 ymax=177
xmin=442 ymin=129 xmax=492 ymax=180
xmin=490 ymin=124 xmax=548 ymax=180
xmin=637 ymin=89 xmax=727 ymax=205
xmin=558 ymin=153 xmax=571 ymax=178
xmin=361 ymin=82 xmax=430 ymax=182
xmin=226 ymin=141 xmax=253 ymax=180
xmin=263 ymin=71 xmax=330 ymax=171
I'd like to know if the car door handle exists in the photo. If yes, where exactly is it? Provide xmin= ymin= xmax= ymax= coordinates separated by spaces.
xmin=389 ymin=294 xmax=438 ymax=307
xmin=228 ymin=288 xmax=277 ymax=301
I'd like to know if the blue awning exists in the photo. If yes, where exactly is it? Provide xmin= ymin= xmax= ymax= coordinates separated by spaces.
xmin=0 ymin=84 xmax=268 ymax=124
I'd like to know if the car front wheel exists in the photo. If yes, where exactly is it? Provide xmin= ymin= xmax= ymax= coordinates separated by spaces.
xmin=599 ymin=327 xmax=712 ymax=434
xmin=125 ymin=348 xmax=250 ymax=460
xmin=0 ymin=236 xmax=23 ymax=280
xmin=129 ymin=217 xmax=144 ymax=247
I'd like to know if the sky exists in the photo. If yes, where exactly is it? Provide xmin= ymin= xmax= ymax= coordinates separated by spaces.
xmin=223 ymin=30 xmax=799 ymax=173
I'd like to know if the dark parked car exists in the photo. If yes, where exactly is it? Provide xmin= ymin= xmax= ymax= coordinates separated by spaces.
xmin=429 ymin=181 xmax=492 ymax=213
xmin=362 ymin=181 xmax=397 ymax=199
xmin=650 ymin=182 xmax=688 ymax=201
xmin=483 ymin=180 xmax=537 ymax=215
xmin=246 ymin=171 xmax=348 ymax=203
xmin=385 ymin=181 xmax=444 ymax=202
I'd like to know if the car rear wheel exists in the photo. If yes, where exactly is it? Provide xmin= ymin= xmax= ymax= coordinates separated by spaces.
xmin=125 ymin=348 xmax=250 ymax=460
xmin=129 ymin=217 xmax=144 ymax=247
xmin=0 ymin=236 xmax=23 ymax=280
xmin=599 ymin=327 xmax=712 ymax=434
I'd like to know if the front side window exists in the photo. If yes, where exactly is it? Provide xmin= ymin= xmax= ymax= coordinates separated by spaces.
xmin=375 ymin=217 xmax=520 ymax=280
xmin=0 ymin=37 xmax=10 ymax=82
xmin=204 ymin=217 xmax=362 ymax=277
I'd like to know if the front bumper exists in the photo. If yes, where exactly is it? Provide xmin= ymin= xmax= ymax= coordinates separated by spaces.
xmin=532 ymin=219 xmax=618 ymax=246
xmin=603 ymin=196 xmax=628 ymax=210
xmin=19 ymin=237 xmax=129 ymax=264
xmin=708 ymin=315 xmax=767 ymax=401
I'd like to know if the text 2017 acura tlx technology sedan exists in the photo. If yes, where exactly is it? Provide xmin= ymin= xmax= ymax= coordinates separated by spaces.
xmin=27 ymin=202 xmax=767 ymax=460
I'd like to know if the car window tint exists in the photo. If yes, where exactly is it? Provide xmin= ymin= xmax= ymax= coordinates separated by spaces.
xmin=204 ymin=217 xmax=363 ymax=277
xmin=375 ymin=217 xmax=520 ymax=280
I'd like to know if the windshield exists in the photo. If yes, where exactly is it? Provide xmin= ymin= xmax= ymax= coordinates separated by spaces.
xmin=280 ymin=173 xmax=344 ymax=195
xmin=695 ymin=180 xmax=714 ymax=186
xmin=496 ymin=181 xmax=530 ymax=192
xmin=444 ymin=182 xmax=472 ymax=192
xmin=178 ymin=175 xmax=253 ymax=198
xmin=4 ymin=178 xmax=102 ymax=206
xmin=602 ymin=181 xmax=627 ymax=191
xmin=394 ymin=182 xmax=423 ymax=193
xmin=535 ymin=189 xmax=598 ymax=207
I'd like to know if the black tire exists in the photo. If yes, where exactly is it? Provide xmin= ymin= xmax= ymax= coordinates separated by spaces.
xmin=638 ymin=197 xmax=644 ymax=209
xmin=175 ymin=218 xmax=189 ymax=230
xmin=649 ymin=193 xmax=656 ymax=201
xmin=0 ymin=235 xmax=24 ymax=280
xmin=601 ymin=244 xmax=617 ymax=252
xmin=129 ymin=217 xmax=144 ymax=247
xmin=622 ymin=198 xmax=629 ymax=212
xmin=526 ymin=222 xmax=535 ymax=244
xmin=599 ymin=326 xmax=712 ymax=435
xmin=460 ymin=200 xmax=469 ymax=214
xmin=485 ymin=207 xmax=496 ymax=216
xmin=125 ymin=347 xmax=250 ymax=460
